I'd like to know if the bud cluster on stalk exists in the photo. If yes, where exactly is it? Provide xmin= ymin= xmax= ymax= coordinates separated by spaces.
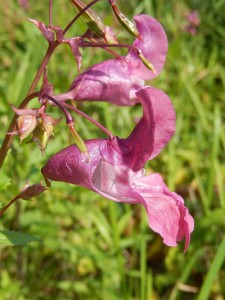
xmin=10 ymin=105 xmax=61 ymax=154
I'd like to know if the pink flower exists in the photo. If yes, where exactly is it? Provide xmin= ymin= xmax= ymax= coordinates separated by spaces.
xmin=55 ymin=15 xmax=168 ymax=106
xmin=184 ymin=11 xmax=200 ymax=36
xmin=43 ymin=87 xmax=194 ymax=251
xmin=186 ymin=11 xmax=200 ymax=27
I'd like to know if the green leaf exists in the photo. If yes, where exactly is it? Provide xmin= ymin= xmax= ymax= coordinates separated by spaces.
xmin=0 ymin=230 xmax=40 ymax=247
xmin=197 ymin=235 xmax=225 ymax=300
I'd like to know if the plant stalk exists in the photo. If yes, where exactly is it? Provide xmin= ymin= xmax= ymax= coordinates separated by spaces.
xmin=64 ymin=103 xmax=114 ymax=140
xmin=0 ymin=43 xmax=59 ymax=170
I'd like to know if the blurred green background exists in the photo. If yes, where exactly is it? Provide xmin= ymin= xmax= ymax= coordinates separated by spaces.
xmin=0 ymin=0 xmax=225 ymax=299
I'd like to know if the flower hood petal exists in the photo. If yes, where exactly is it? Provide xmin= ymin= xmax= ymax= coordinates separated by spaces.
xmin=102 ymin=87 xmax=175 ymax=171
xmin=126 ymin=14 xmax=168 ymax=80
xmin=54 ymin=15 xmax=167 ymax=106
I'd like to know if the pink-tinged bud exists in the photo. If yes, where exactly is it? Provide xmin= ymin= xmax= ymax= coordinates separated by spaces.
xmin=109 ymin=0 xmax=140 ymax=39
xmin=70 ymin=0 xmax=106 ymax=40
xmin=17 ymin=115 xmax=37 ymax=143
xmin=19 ymin=183 xmax=47 ymax=200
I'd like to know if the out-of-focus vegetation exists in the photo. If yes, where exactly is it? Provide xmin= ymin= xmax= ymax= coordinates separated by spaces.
xmin=0 ymin=0 xmax=225 ymax=299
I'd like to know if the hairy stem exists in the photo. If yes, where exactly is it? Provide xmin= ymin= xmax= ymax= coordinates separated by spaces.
xmin=63 ymin=103 xmax=114 ymax=140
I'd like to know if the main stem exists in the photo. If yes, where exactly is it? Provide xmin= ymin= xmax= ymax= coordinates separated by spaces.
xmin=0 ymin=42 xmax=59 ymax=170
xmin=0 ymin=196 xmax=20 ymax=217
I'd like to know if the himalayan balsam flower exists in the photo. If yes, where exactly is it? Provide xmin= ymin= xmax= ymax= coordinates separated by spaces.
xmin=43 ymin=87 xmax=194 ymax=251
xmin=185 ymin=11 xmax=200 ymax=35
xmin=55 ymin=15 xmax=168 ymax=106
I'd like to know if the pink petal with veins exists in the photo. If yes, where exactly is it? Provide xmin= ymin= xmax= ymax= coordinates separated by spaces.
xmin=101 ymin=87 xmax=175 ymax=171
xmin=55 ymin=57 xmax=143 ymax=106
xmin=54 ymin=15 xmax=167 ymax=106
xmin=43 ymin=156 xmax=194 ymax=251
xmin=134 ymin=172 xmax=194 ymax=251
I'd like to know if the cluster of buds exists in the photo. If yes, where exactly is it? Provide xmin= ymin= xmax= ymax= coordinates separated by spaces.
xmin=7 ymin=0 xmax=194 ymax=251
xmin=10 ymin=104 xmax=61 ymax=154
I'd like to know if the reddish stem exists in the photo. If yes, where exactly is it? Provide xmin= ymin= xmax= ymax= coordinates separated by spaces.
xmin=0 ymin=196 xmax=20 ymax=217
xmin=80 ymin=41 xmax=140 ymax=54
xmin=0 ymin=42 xmax=59 ymax=170
xmin=44 ymin=95 xmax=74 ymax=124
xmin=27 ymin=43 xmax=58 ymax=95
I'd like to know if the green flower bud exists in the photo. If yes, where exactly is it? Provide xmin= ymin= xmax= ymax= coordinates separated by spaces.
xmin=138 ymin=51 xmax=156 ymax=74
xmin=32 ymin=120 xmax=52 ymax=155
xmin=110 ymin=1 xmax=140 ymax=38
xmin=32 ymin=114 xmax=61 ymax=155
xmin=69 ymin=123 xmax=89 ymax=160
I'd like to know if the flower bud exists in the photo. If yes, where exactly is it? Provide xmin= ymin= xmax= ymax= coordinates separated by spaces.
xmin=109 ymin=0 xmax=140 ymax=38
xmin=138 ymin=51 xmax=156 ymax=74
xmin=19 ymin=183 xmax=47 ymax=200
xmin=32 ymin=114 xmax=61 ymax=155
xmin=69 ymin=123 xmax=89 ymax=161
xmin=16 ymin=115 xmax=37 ymax=143
xmin=32 ymin=120 xmax=51 ymax=155
xmin=70 ymin=0 xmax=106 ymax=39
